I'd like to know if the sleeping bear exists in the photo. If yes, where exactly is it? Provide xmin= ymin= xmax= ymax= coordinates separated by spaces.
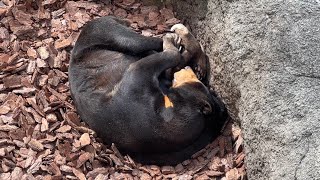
xmin=68 ymin=16 xmax=227 ymax=165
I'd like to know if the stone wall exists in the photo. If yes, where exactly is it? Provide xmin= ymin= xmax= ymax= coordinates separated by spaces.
xmin=172 ymin=0 xmax=320 ymax=179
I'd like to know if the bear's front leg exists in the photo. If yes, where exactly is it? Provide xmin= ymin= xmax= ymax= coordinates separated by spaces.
xmin=171 ymin=24 xmax=209 ymax=85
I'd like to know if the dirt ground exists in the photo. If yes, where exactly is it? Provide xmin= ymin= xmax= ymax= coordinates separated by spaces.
xmin=0 ymin=0 xmax=246 ymax=179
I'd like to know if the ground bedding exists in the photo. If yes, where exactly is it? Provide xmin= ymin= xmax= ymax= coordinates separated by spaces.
xmin=0 ymin=0 xmax=246 ymax=179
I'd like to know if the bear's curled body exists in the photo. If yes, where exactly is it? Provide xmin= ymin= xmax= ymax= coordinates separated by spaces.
xmin=69 ymin=16 xmax=227 ymax=165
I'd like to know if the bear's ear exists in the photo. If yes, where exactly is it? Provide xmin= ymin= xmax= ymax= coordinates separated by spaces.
xmin=200 ymin=101 xmax=212 ymax=115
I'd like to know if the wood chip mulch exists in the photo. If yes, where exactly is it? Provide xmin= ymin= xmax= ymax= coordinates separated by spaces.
xmin=0 ymin=0 xmax=247 ymax=179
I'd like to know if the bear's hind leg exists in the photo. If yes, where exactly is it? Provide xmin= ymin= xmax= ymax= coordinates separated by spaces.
xmin=72 ymin=16 xmax=163 ymax=61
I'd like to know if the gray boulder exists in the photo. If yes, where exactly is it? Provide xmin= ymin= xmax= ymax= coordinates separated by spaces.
xmin=172 ymin=0 xmax=320 ymax=179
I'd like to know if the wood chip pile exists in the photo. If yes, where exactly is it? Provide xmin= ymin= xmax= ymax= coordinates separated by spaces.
xmin=0 ymin=0 xmax=247 ymax=179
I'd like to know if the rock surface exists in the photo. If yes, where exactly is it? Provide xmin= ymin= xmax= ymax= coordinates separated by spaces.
xmin=172 ymin=0 xmax=320 ymax=179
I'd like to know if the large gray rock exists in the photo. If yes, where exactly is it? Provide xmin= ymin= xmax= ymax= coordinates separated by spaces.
xmin=172 ymin=0 xmax=320 ymax=179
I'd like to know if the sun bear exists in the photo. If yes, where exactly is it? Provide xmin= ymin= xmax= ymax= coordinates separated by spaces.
xmin=68 ymin=16 xmax=227 ymax=165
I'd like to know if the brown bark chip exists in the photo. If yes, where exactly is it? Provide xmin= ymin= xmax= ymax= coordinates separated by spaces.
xmin=161 ymin=166 xmax=175 ymax=175
xmin=0 ymin=124 xmax=19 ymax=131
xmin=140 ymin=173 xmax=152 ymax=180
xmin=79 ymin=133 xmax=91 ymax=147
xmin=174 ymin=163 xmax=184 ymax=173
xmin=55 ymin=125 xmax=72 ymax=133
xmin=54 ymin=38 xmax=72 ymax=50
xmin=226 ymin=168 xmax=240 ymax=180
xmin=12 ymin=7 xmax=33 ymax=26
xmin=27 ymin=48 xmax=38 ymax=59
xmin=37 ymin=47 xmax=50 ymax=60
xmin=110 ymin=154 xmax=124 ymax=166
xmin=11 ymin=167 xmax=24 ymax=180
xmin=205 ymin=170 xmax=225 ymax=177
xmin=73 ymin=168 xmax=86 ymax=180
xmin=3 ymin=76 xmax=22 ymax=89
xmin=77 ymin=152 xmax=94 ymax=168
xmin=0 ymin=0 xmax=246 ymax=179
xmin=28 ymin=139 xmax=44 ymax=152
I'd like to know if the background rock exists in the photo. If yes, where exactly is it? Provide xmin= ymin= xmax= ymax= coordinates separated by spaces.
xmin=172 ymin=0 xmax=320 ymax=179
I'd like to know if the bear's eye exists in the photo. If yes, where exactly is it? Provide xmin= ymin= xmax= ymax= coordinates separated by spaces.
xmin=200 ymin=101 xmax=212 ymax=115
